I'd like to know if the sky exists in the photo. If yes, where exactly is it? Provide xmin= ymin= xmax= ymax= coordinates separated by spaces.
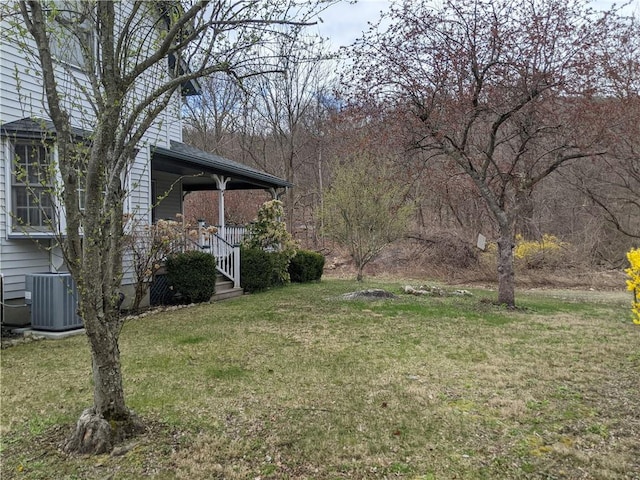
xmin=313 ymin=0 xmax=390 ymax=48
xmin=314 ymin=0 xmax=640 ymax=50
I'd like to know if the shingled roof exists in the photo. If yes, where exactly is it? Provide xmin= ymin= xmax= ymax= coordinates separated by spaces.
xmin=151 ymin=141 xmax=292 ymax=191
xmin=0 ymin=117 xmax=91 ymax=139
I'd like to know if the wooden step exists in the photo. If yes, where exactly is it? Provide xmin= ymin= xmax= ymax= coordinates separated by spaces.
xmin=211 ymin=288 xmax=244 ymax=302
xmin=211 ymin=276 xmax=243 ymax=302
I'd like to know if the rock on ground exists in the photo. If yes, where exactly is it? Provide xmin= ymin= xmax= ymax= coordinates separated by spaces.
xmin=340 ymin=289 xmax=398 ymax=300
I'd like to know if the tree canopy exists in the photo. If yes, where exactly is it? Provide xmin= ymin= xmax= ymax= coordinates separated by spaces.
xmin=323 ymin=152 xmax=413 ymax=281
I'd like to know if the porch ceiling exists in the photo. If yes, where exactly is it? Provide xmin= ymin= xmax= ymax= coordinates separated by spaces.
xmin=151 ymin=141 xmax=292 ymax=191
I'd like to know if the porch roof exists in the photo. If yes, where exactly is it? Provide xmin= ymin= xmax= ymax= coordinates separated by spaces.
xmin=151 ymin=141 xmax=292 ymax=192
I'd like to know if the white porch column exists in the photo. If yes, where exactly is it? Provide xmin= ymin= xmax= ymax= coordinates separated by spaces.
xmin=212 ymin=175 xmax=230 ymax=241
xmin=268 ymin=186 xmax=288 ymax=200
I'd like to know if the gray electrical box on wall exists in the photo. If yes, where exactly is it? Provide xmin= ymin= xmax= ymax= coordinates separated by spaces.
xmin=25 ymin=273 xmax=83 ymax=331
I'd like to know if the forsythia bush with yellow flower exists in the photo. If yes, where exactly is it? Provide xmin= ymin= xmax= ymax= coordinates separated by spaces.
xmin=625 ymin=247 xmax=640 ymax=325
xmin=481 ymin=234 xmax=571 ymax=271
xmin=513 ymin=234 xmax=569 ymax=269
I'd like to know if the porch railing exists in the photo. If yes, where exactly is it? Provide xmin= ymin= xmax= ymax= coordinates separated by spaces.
xmin=213 ymin=225 xmax=249 ymax=246
xmin=196 ymin=232 xmax=241 ymax=289
xmin=144 ymin=221 xmax=249 ymax=290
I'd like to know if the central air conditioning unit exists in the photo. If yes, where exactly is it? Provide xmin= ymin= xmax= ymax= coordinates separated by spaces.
xmin=25 ymin=273 xmax=83 ymax=331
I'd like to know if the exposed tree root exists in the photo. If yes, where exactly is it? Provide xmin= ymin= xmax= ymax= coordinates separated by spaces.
xmin=63 ymin=407 xmax=144 ymax=455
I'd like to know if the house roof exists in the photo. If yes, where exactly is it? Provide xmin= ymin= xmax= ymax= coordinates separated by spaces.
xmin=0 ymin=117 xmax=91 ymax=139
xmin=151 ymin=141 xmax=292 ymax=191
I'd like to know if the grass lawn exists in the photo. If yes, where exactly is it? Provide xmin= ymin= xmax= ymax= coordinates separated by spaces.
xmin=1 ymin=279 xmax=639 ymax=479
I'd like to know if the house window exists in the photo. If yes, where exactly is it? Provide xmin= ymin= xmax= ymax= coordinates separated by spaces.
xmin=11 ymin=142 xmax=55 ymax=230
xmin=49 ymin=1 xmax=94 ymax=69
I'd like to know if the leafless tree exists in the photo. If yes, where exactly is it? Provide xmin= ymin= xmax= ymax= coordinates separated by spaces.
xmin=567 ymin=13 xmax=640 ymax=242
xmin=7 ymin=0 xmax=329 ymax=454
xmin=183 ymin=73 xmax=245 ymax=155
xmin=346 ymin=0 xmax=636 ymax=306
xmin=238 ymin=37 xmax=336 ymax=230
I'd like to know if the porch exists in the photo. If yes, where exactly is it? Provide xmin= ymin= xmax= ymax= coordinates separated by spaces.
xmin=150 ymin=141 xmax=292 ymax=302
xmin=183 ymin=223 xmax=248 ymax=302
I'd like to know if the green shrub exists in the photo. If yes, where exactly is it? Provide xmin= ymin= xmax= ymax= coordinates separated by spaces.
xmin=166 ymin=251 xmax=217 ymax=303
xmin=289 ymin=250 xmax=325 ymax=283
xmin=243 ymin=200 xmax=297 ymax=285
xmin=240 ymin=246 xmax=299 ymax=292
xmin=240 ymin=246 xmax=276 ymax=293
xmin=270 ymin=251 xmax=295 ymax=286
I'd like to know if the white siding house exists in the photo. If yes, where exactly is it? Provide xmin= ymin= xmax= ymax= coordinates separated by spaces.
xmin=0 ymin=3 xmax=291 ymax=326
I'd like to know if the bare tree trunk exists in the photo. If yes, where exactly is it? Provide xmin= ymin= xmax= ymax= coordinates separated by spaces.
xmin=88 ymin=319 xmax=127 ymax=418
xmin=285 ymin=147 xmax=295 ymax=232
xmin=496 ymin=228 xmax=516 ymax=307
xmin=63 ymin=306 xmax=143 ymax=454
xmin=316 ymin=145 xmax=324 ymax=248
xmin=63 ymin=206 xmax=143 ymax=454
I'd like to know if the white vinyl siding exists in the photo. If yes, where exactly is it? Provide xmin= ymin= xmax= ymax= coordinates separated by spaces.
xmin=0 ymin=240 xmax=51 ymax=299
xmin=1 ymin=6 xmax=184 ymax=302
xmin=0 ymin=137 xmax=5 ymax=241
xmin=0 ymin=41 xmax=48 ymax=124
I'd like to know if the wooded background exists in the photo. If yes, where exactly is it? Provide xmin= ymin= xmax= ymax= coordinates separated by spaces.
xmin=183 ymin=0 xmax=638 ymax=278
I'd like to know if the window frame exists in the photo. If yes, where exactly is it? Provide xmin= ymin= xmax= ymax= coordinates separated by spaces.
xmin=6 ymin=138 xmax=58 ymax=237
xmin=48 ymin=1 xmax=95 ymax=71
xmin=3 ymin=133 xmax=138 ymax=240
